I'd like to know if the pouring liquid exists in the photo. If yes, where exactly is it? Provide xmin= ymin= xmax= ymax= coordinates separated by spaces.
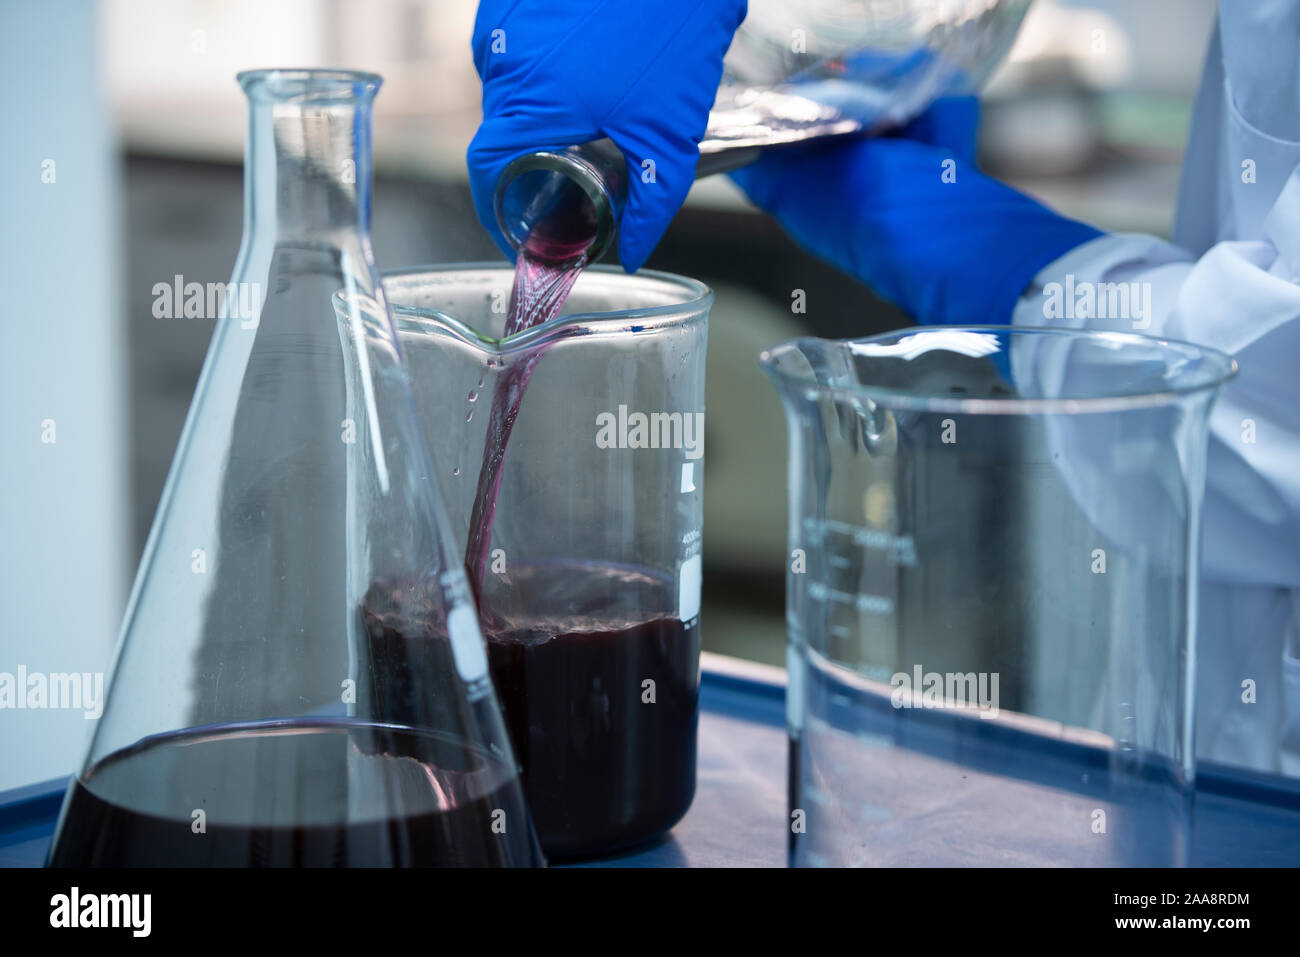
xmin=464 ymin=243 xmax=588 ymax=589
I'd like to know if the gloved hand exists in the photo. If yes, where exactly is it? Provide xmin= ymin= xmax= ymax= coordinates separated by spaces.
xmin=729 ymin=97 xmax=1104 ymax=326
xmin=467 ymin=0 xmax=748 ymax=271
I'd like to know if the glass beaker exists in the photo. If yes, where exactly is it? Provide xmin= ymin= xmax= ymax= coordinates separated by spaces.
xmin=47 ymin=71 xmax=542 ymax=867
xmin=762 ymin=326 xmax=1236 ymax=867
xmin=380 ymin=265 xmax=711 ymax=860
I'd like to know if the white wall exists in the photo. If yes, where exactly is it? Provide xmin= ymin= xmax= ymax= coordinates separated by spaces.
xmin=0 ymin=0 xmax=128 ymax=790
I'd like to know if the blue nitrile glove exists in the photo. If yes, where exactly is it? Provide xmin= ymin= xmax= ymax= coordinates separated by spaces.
xmin=729 ymin=97 xmax=1104 ymax=326
xmin=467 ymin=0 xmax=748 ymax=271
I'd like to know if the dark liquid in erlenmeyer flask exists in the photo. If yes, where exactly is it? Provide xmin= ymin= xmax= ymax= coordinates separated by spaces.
xmin=48 ymin=720 xmax=543 ymax=867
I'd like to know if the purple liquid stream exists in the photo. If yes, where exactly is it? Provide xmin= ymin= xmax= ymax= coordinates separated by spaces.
xmin=464 ymin=245 xmax=589 ymax=591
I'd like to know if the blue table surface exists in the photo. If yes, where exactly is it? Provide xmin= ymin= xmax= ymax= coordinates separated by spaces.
xmin=4 ymin=658 xmax=1297 ymax=868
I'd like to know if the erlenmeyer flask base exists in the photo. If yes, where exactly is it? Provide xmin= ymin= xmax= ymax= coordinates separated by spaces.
xmin=49 ymin=721 xmax=543 ymax=867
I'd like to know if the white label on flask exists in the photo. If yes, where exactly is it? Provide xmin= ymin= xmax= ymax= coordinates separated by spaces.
xmin=678 ymin=554 xmax=702 ymax=623
xmin=447 ymin=605 xmax=489 ymax=682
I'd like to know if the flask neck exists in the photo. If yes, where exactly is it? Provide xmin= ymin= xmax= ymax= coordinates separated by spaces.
xmin=238 ymin=70 xmax=381 ymax=244
xmin=492 ymin=118 xmax=865 ymax=264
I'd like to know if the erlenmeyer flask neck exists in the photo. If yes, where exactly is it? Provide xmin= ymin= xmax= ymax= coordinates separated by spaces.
xmin=238 ymin=69 xmax=381 ymax=243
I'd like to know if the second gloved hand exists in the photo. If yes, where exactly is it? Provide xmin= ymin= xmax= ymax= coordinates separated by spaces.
xmin=729 ymin=97 xmax=1103 ymax=326
xmin=467 ymin=0 xmax=748 ymax=271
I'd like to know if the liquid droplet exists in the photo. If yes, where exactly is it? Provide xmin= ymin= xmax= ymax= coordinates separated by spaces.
xmin=466 ymin=410 xmax=474 ymax=422
xmin=468 ymin=390 xmax=478 ymax=403
xmin=452 ymin=467 xmax=460 ymax=476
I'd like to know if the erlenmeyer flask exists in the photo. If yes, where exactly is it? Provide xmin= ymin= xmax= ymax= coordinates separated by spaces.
xmin=47 ymin=69 xmax=543 ymax=867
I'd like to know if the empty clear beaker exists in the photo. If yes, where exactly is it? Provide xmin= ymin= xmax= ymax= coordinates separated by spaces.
xmin=48 ymin=71 xmax=542 ymax=867
xmin=380 ymin=265 xmax=711 ymax=860
xmin=762 ymin=326 xmax=1236 ymax=867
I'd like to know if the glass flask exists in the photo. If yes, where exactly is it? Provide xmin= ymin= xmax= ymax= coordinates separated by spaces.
xmin=715 ymin=0 xmax=1032 ymax=151
xmin=762 ymin=327 xmax=1236 ymax=867
xmin=494 ymin=0 xmax=1031 ymax=261
xmin=47 ymin=70 xmax=543 ymax=867
xmin=376 ymin=265 xmax=712 ymax=860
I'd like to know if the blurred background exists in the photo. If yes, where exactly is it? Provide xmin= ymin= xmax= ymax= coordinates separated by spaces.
xmin=0 ymin=0 xmax=1218 ymax=789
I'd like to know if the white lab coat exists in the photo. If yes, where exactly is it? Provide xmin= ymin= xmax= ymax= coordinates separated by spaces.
xmin=1012 ymin=2 xmax=1300 ymax=776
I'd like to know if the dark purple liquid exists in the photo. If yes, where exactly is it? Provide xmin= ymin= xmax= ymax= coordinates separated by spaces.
xmin=364 ymin=565 xmax=701 ymax=860
xmin=484 ymin=566 xmax=701 ymax=860
xmin=486 ymin=618 xmax=700 ymax=860
xmin=48 ymin=721 xmax=543 ymax=867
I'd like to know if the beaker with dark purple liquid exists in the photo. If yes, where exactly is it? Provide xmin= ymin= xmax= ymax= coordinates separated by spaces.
xmin=382 ymin=266 xmax=712 ymax=859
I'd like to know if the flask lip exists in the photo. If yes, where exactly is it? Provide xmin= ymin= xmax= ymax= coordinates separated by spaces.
xmin=495 ymin=149 xmax=621 ymax=264
xmin=237 ymin=68 xmax=382 ymax=102
xmin=760 ymin=325 xmax=1238 ymax=415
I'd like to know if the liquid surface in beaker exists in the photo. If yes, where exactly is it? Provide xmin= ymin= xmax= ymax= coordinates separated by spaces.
xmin=49 ymin=720 xmax=544 ymax=867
